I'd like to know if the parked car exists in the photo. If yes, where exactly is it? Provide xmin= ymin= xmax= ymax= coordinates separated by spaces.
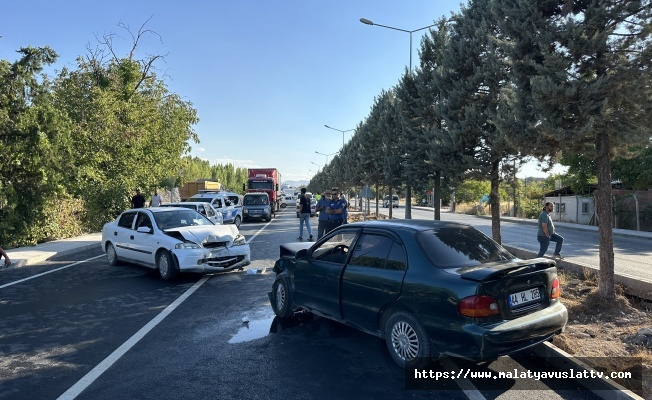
xmin=280 ymin=195 xmax=296 ymax=208
xmin=383 ymin=195 xmax=399 ymax=208
xmin=268 ymin=220 xmax=567 ymax=369
xmin=242 ymin=192 xmax=273 ymax=222
xmin=159 ymin=202 xmax=223 ymax=225
xmin=102 ymin=207 xmax=250 ymax=280
xmin=187 ymin=191 xmax=243 ymax=227
xmin=295 ymin=195 xmax=316 ymax=217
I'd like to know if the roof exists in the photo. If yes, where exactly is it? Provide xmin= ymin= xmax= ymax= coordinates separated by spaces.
xmin=344 ymin=219 xmax=469 ymax=232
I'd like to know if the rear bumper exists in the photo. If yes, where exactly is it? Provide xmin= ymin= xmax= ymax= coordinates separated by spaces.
xmin=427 ymin=302 xmax=568 ymax=359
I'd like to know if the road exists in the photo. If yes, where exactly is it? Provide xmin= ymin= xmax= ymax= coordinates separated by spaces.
xmin=372 ymin=204 xmax=652 ymax=283
xmin=0 ymin=208 xmax=615 ymax=399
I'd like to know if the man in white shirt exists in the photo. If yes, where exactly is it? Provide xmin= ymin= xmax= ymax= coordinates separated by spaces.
xmin=150 ymin=189 xmax=163 ymax=207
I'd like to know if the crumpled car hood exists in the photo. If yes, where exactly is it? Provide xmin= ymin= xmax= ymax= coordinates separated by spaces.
xmin=165 ymin=225 xmax=239 ymax=244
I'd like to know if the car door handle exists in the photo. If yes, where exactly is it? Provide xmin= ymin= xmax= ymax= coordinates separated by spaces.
xmin=114 ymin=232 xmax=118 ymax=236
xmin=130 ymin=235 xmax=134 ymax=240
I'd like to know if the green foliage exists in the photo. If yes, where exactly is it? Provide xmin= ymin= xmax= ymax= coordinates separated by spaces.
xmin=455 ymin=180 xmax=490 ymax=204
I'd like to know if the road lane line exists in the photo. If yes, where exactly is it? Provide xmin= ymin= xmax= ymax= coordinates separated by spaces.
xmin=57 ymin=275 xmax=210 ymax=400
xmin=440 ymin=357 xmax=486 ymax=400
xmin=0 ymin=255 xmax=105 ymax=289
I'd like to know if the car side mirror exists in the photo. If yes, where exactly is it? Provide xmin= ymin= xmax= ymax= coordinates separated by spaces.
xmin=296 ymin=249 xmax=308 ymax=259
xmin=137 ymin=226 xmax=152 ymax=234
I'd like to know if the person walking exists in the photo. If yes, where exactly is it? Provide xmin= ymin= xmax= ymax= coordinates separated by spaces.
xmin=150 ymin=189 xmax=163 ymax=207
xmin=298 ymin=188 xmax=313 ymax=241
xmin=326 ymin=187 xmax=346 ymax=233
xmin=0 ymin=246 xmax=11 ymax=267
xmin=131 ymin=189 xmax=146 ymax=209
xmin=537 ymin=202 xmax=564 ymax=259
xmin=316 ymin=190 xmax=331 ymax=239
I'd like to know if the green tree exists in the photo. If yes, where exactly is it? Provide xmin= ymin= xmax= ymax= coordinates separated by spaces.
xmin=494 ymin=0 xmax=652 ymax=299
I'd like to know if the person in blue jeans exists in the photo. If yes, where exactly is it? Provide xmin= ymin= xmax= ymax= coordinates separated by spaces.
xmin=537 ymin=202 xmax=564 ymax=259
xmin=316 ymin=190 xmax=331 ymax=239
xmin=298 ymin=188 xmax=313 ymax=241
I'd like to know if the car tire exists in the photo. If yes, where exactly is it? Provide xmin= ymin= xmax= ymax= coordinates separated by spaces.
xmin=384 ymin=311 xmax=432 ymax=370
xmin=271 ymin=278 xmax=293 ymax=318
xmin=234 ymin=215 xmax=242 ymax=228
xmin=157 ymin=250 xmax=178 ymax=281
xmin=106 ymin=242 xmax=120 ymax=266
xmin=280 ymin=203 xmax=287 ymax=209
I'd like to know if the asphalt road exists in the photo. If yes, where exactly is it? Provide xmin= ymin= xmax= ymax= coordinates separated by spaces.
xmin=0 ymin=208 xmax=611 ymax=400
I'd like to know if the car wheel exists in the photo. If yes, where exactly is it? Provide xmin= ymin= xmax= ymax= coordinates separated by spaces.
xmin=385 ymin=311 xmax=432 ymax=370
xmin=271 ymin=278 xmax=293 ymax=318
xmin=157 ymin=250 xmax=178 ymax=281
xmin=280 ymin=203 xmax=287 ymax=209
xmin=234 ymin=215 xmax=242 ymax=228
xmin=106 ymin=242 xmax=120 ymax=266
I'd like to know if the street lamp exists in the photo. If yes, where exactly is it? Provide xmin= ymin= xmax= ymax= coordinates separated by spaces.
xmin=359 ymin=17 xmax=437 ymax=74
xmin=324 ymin=124 xmax=355 ymax=147
xmin=315 ymin=150 xmax=337 ymax=165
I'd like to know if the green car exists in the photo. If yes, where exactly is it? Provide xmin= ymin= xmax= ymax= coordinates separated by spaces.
xmin=269 ymin=220 xmax=568 ymax=369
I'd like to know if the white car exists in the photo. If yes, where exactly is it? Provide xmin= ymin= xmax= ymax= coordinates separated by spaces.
xmin=383 ymin=195 xmax=399 ymax=208
xmin=102 ymin=207 xmax=250 ymax=280
xmin=159 ymin=202 xmax=223 ymax=225
xmin=280 ymin=195 xmax=296 ymax=208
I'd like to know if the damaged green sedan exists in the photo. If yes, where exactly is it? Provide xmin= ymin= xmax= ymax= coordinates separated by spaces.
xmin=269 ymin=220 xmax=567 ymax=369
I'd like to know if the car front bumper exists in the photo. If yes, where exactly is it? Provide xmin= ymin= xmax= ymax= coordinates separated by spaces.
xmin=173 ymin=244 xmax=251 ymax=273
xmin=427 ymin=301 xmax=568 ymax=360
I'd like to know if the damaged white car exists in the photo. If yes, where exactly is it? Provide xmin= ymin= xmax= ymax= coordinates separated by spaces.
xmin=102 ymin=207 xmax=251 ymax=280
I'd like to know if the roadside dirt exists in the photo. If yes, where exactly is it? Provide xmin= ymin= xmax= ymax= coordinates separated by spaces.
xmin=554 ymin=272 xmax=651 ymax=398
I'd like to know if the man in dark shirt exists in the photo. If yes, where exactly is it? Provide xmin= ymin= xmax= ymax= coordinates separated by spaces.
xmin=298 ymin=188 xmax=313 ymax=240
xmin=131 ymin=189 xmax=146 ymax=209
xmin=326 ymin=187 xmax=346 ymax=232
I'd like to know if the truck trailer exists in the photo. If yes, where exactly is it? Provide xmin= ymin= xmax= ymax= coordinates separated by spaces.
xmin=243 ymin=168 xmax=281 ymax=214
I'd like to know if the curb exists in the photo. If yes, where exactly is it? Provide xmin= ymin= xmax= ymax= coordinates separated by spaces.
xmin=530 ymin=342 xmax=644 ymax=400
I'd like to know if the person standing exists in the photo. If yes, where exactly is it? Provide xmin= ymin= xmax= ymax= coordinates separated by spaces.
xmin=131 ymin=189 xmax=146 ymax=209
xmin=0 ymin=246 xmax=11 ymax=267
xmin=326 ymin=187 xmax=346 ymax=233
xmin=150 ymin=189 xmax=163 ymax=207
xmin=537 ymin=202 xmax=564 ymax=259
xmin=316 ymin=191 xmax=331 ymax=239
xmin=340 ymin=193 xmax=348 ymax=224
xmin=298 ymin=188 xmax=313 ymax=241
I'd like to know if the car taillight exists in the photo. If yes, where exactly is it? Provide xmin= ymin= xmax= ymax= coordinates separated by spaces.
xmin=551 ymin=278 xmax=560 ymax=299
xmin=457 ymin=295 xmax=499 ymax=317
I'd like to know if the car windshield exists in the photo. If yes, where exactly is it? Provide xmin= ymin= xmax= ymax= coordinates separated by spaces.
xmin=153 ymin=209 xmax=214 ymax=230
xmin=244 ymin=194 xmax=268 ymax=205
xmin=416 ymin=226 xmax=514 ymax=268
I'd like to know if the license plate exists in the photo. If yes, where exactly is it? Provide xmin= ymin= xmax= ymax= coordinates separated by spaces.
xmin=508 ymin=288 xmax=541 ymax=308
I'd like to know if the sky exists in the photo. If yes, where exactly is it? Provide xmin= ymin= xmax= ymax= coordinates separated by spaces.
xmin=2 ymin=0 xmax=566 ymax=185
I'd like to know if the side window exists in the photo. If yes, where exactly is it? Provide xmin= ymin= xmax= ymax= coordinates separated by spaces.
xmin=213 ymin=198 xmax=223 ymax=208
xmin=581 ymin=202 xmax=590 ymax=214
xmin=228 ymin=196 xmax=240 ymax=206
xmin=310 ymin=232 xmax=358 ymax=265
xmin=205 ymin=205 xmax=215 ymax=217
xmin=350 ymin=234 xmax=393 ymax=269
xmin=386 ymin=242 xmax=407 ymax=271
xmin=118 ymin=212 xmax=137 ymax=229
xmin=135 ymin=213 xmax=153 ymax=230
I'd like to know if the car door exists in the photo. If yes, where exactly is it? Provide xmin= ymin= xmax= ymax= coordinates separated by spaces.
xmin=202 ymin=204 xmax=217 ymax=224
xmin=109 ymin=211 xmax=138 ymax=259
xmin=292 ymin=229 xmax=360 ymax=319
xmin=129 ymin=211 xmax=158 ymax=267
xmin=341 ymin=232 xmax=408 ymax=330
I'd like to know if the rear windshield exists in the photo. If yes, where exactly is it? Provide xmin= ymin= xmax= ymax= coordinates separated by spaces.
xmin=416 ymin=226 xmax=514 ymax=268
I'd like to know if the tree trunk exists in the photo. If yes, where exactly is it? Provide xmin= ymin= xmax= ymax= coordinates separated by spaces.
xmin=595 ymin=131 xmax=616 ymax=300
xmin=434 ymin=170 xmax=441 ymax=220
xmin=490 ymin=160 xmax=501 ymax=244
xmin=405 ymin=185 xmax=412 ymax=219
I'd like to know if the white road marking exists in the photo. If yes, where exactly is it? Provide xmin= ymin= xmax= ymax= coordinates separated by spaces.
xmin=57 ymin=275 xmax=210 ymax=400
xmin=0 ymin=255 xmax=105 ymax=289
xmin=440 ymin=357 xmax=486 ymax=400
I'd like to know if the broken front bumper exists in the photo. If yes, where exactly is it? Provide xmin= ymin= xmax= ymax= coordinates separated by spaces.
xmin=174 ymin=244 xmax=251 ymax=273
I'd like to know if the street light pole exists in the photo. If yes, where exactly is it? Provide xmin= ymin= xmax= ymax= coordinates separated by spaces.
xmin=315 ymin=150 xmax=337 ymax=165
xmin=324 ymin=125 xmax=354 ymax=148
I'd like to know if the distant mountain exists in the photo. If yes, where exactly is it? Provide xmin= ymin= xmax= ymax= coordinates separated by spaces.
xmin=282 ymin=180 xmax=309 ymax=190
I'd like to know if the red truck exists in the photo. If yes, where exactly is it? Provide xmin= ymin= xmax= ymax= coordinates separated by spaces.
xmin=243 ymin=168 xmax=282 ymax=214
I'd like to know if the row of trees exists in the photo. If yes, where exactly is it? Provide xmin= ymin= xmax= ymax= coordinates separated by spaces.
xmin=307 ymin=0 xmax=652 ymax=299
xmin=0 ymin=24 xmax=199 ymax=247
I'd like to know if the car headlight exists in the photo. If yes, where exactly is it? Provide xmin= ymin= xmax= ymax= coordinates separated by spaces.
xmin=243 ymin=207 xmax=248 ymax=214
xmin=175 ymin=242 xmax=201 ymax=249
xmin=232 ymin=234 xmax=247 ymax=246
